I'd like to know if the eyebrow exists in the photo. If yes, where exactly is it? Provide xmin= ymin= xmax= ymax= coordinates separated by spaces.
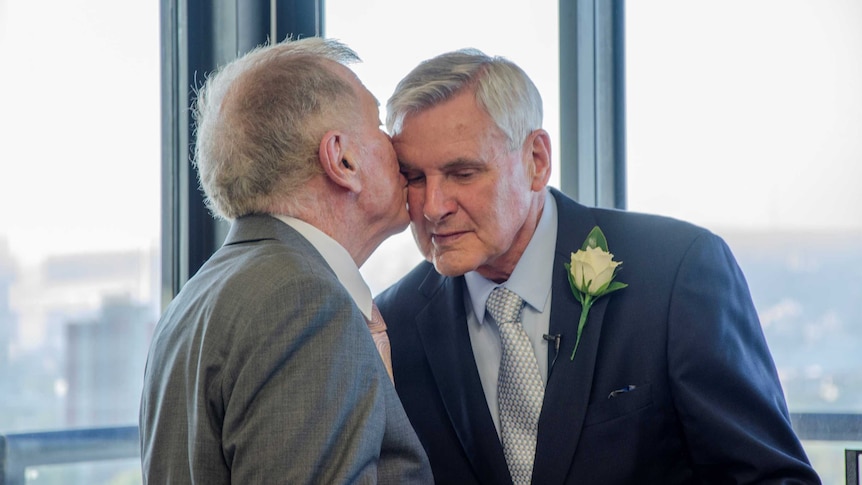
xmin=400 ymin=157 xmax=485 ymax=172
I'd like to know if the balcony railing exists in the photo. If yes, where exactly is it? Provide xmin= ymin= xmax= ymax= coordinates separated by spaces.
xmin=0 ymin=415 xmax=860 ymax=484
xmin=0 ymin=426 xmax=139 ymax=485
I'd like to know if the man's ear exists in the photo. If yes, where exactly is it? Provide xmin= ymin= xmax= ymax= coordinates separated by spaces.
xmin=525 ymin=128 xmax=552 ymax=191
xmin=319 ymin=130 xmax=361 ymax=193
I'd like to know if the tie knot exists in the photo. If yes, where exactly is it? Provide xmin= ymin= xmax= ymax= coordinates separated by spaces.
xmin=486 ymin=287 xmax=524 ymax=327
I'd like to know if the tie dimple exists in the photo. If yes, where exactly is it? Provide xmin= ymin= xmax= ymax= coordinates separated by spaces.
xmin=486 ymin=287 xmax=544 ymax=485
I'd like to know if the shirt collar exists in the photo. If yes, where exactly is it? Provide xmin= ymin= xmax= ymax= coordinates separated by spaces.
xmin=272 ymin=214 xmax=373 ymax=320
xmin=465 ymin=190 xmax=558 ymax=323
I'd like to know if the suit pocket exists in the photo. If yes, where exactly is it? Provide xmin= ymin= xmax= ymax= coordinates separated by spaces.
xmin=583 ymin=383 xmax=653 ymax=428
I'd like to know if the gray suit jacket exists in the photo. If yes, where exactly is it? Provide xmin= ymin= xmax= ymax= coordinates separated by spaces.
xmin=140 ymin=215 xmax=432 ymax=484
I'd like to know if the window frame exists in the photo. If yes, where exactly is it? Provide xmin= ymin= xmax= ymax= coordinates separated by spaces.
xmin=3 ymin=3 xmax=856 ymax=483
xmin=0 ymin=0 xmax=825 ymax=482
xmin=161 ymin=0 xmax=862 ymax=445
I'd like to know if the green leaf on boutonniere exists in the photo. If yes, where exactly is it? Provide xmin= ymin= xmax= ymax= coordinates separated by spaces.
xmin=581 ymin=225 xmax=609 ymax=252
xmin=566 ymin=226 xmax=627 ymax=360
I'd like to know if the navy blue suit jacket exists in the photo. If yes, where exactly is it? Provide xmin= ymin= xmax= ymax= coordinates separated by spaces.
xmin=375 ymin=188 xmax=819 ymax=484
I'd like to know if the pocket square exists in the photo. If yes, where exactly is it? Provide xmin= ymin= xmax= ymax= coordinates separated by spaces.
xmin=608 ymin=384 xmax=637 ymax=399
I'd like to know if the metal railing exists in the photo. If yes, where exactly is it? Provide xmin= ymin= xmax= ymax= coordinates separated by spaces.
xmin=0 ymin=416 xmax=860 ymax=484
xmin=0 ymin=426 xmax=139 ymax=485
xmin=791 ymin=413 xmax=862 ymax=442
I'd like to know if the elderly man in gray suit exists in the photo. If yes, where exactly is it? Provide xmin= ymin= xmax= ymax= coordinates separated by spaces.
xmin=139 ymin=37 xmax=432 ymax=484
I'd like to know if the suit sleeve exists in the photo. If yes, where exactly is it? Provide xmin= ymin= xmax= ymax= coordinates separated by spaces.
xmin=217 ymin=269 xmax=393 ymax=484
xmin=667 ymin=232 xmax=820 ymax=484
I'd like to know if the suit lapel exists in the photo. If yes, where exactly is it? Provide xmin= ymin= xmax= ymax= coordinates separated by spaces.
xmin=415 ymin=274 xmax=512 ymax=485
xmin=532 ymin=189 xmax=608 ymax=484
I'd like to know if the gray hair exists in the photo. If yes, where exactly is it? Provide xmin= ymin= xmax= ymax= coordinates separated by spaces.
xmin=193 ymin=37 xmax=361 ymax=220
xmin=386 ymin=48 xmax=543 ymax=151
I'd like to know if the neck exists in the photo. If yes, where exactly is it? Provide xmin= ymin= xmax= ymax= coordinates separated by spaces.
xmin=281 ymin=197 xmax=391 ymax=269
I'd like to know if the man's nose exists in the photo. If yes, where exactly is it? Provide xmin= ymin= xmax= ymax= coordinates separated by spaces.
xmin=421 ymin=177 xmax=455 ymax=223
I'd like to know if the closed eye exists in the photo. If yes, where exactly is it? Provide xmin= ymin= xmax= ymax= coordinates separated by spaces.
xmin=450 ymin=169 xmax=478 ymax=181
xmin=401 ymin=170 xmax=425 ymax=187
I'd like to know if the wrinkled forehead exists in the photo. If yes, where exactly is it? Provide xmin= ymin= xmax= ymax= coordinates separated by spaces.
xmin=393 ymin=94 xmax=512 ymax=170
xmin=395 ymin=90 xmax=499 ymax=139
xmin=388 ymin=82 xmax=481 ymax=136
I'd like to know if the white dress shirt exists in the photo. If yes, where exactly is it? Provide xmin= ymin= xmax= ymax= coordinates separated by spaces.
xmin=273 ymin=215 xmax=373 ymax=322
xmin=463 ymin=190 xmax=558 ymax=436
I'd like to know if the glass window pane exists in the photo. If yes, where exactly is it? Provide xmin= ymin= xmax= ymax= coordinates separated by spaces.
xmin=0 ymin=1 xmax=159 ymax=483
xmin=324 ymin=0 xmax=560 ymax=294
xmin=626 ymin=1 xmax=862 ymax=482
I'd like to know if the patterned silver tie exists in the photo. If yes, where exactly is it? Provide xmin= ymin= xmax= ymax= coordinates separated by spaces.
xmin=486 ymin=287 xmax=544 ymax=485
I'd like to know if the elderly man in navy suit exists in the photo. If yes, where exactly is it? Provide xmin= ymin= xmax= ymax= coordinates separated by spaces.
xmin=375 ymin=48 xmax=820 ymax=484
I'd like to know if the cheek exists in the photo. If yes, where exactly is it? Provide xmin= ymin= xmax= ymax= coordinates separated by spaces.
xmin=375 ymin=146 xmax=401 ymax=187
xmin=373 ymin=137 xmax=397 ymax=166
xmin=476 ymin=188 xmax=527 ymax=244
xmin=406 ymin=189 xmax=424 ymax=215
xmin=385 ymin=145 xmax=399 ymax=167
xmin=410 ymin=224 xmax=433 ymax=261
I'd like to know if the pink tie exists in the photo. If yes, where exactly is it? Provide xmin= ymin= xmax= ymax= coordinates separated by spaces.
xmin=367 ymin=303 xmax=394 ymax=383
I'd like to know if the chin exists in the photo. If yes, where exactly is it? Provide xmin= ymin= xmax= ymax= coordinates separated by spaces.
xmin=383 ymin=220 xmax=409 ymax=239
xmin=433 ymin=265 xmax=471 ymax=278
xmin=431 ymin=257 xmax=474 ymax=278
xmin=397 ymin=211 xmax=410 ymax=228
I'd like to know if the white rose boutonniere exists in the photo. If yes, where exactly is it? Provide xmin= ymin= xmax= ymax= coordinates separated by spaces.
xmin=565 ymin=226 xmax=627 ymax=360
